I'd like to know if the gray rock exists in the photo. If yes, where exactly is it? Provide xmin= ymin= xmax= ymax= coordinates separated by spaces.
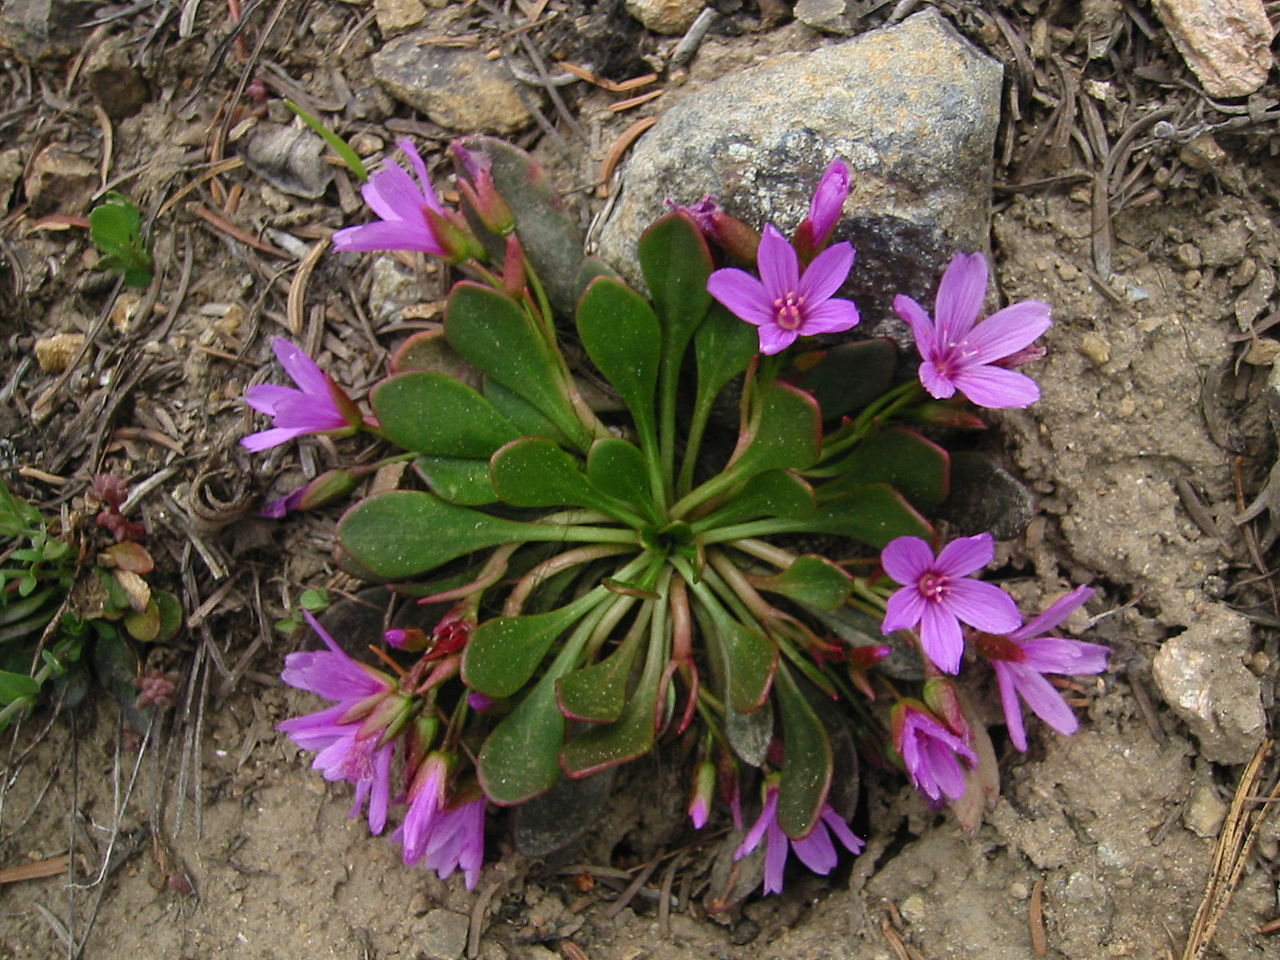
xmin=85 ymin=37 xmax=148 ymax=120
xmin=415 ymin=908 xmax=470 ymax=960
xmin=938 ymin=451 xmax=1036 ymax=540
xmin=1151 ymin=606 xmax=1265 ymax=764
xmin=794 ymin=0 xmax=860 ymax=35
xmin=625 ymin=0 xmax=703 ymax=34
xmin=597 ymin=10 xmax=1002 ymax=325
xmin=373 ymin=34 xmax=532 ymax=134
xmin=0 ymin=0 xmax=82 ymax=61
xmin=242 ymin=125 xmax=334 ymax=199
xmin=1151 ymin=0 xmax=1273 ymax=97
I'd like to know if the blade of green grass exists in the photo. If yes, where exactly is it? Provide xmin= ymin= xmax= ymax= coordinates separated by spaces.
xmin=284 ymin=99 xmax=369 ymax=183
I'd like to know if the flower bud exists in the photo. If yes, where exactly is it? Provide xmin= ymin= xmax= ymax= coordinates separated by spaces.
xmin=385 ymin=627 xmax=431 ymax=652
xmin=911 ymin=401 xmax=989 ymax=430
xmin=922 ymin=677 xmax=972 ymax=743
xmin=424 ymin=207 xmax=486 ymax=264
xmin=688 ymin=760 xmax=716 ymax=829
xmin=666 ymin=196 xmax=760 ymax=264
xmin=793 ymin=158 xmax=850 ymax=261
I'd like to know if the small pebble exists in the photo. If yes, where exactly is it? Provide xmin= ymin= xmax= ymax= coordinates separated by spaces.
xmin=1079 ymin=332 xmax=1111 ymax=367
xmin=1175 ymin=243 xmax=1202 ymax=269
xmin=899 ymin=893 xmax=927 ymax=924
xmin=34 ymin=332 xmax=86 ymax=373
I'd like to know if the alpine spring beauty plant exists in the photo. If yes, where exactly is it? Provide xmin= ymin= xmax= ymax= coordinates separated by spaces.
xmin=247 ymin=139 xmax=1109 ymax=900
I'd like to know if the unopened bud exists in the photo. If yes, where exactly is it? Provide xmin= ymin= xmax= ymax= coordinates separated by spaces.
xmin=424 ymin=207 xmax=485 ymax=264
xmin=385 ymin=627 xmax=431 ymax=652
xmin=922 ymin=677 xmax=972 ymax=743
xmin=688 ymin=760 xmax=716 ymax=829
xmin=912 ymin=401 xmax=988 ymax=430
xmin=298 ymin=468 xmax=360 ymax=510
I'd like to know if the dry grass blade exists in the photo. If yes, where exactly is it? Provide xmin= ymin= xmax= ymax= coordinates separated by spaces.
xmin=1029 ymin=875 xmax=1047 ymax=956
xmin=598 ymin=117 xmax=657 ymax=198
xmin=287 ymin=237 xmax=330 ymax=335
xmin=0 ymin=854 xmax=69 ymax=884
xmin=1181 ymin=739 xmax=1277 ymax=960
xmin=188 ymin=203 xmax=292 ymax=259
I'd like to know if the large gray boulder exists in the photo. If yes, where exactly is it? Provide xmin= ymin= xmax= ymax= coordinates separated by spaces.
xmin=597 ymin=10 xmax=1002 ymax=323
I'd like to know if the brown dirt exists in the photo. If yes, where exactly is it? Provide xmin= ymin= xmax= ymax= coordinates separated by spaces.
xmin=1 ymin=3 xmax=1278 ymax=960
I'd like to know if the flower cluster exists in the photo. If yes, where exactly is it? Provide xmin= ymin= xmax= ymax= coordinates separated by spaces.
xmin=244 ymin=138 xmax=1111 ymax=901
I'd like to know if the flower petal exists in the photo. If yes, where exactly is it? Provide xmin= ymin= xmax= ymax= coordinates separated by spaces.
xmin=758 ymin=225 xmax=800 ymax=298
xmin=756 ymin=323 xmax=798 ymax=355
xmin=240 ymin=426 xmax=308 ymax=452
xmin=1009 ymin=586 xmax=1095 ymax=641
xmin=1006 ymin=662 xmax=1078 ymax=736
xmin=919 ymin=602 xmax=964 ymax=673
xmin=881 ymin=536 xmax=934 ymax=584
xmin=993 ymin=662 xmax=1028 ymax=751
xmin=244 ymin=383 xmax=299 ymax=416
xmin=963 ymin=301 xmax=1052 ymax=363
xmin=1018 ymin=637 xmax=1110 ymax=675
xmin=707 ymin=268 xmax=773 ymax=327
xmin=934 ymin=533 xmax=994 ymax=577
xmin=763 ymin=818 xmax=788 ymax=894
xmin=797 ymin=242 xmax=854 ymax=304
xmin=894 ymin=294 xmax=936 ymax=351
xmin=798 ymin=297 xmax=860 ymax=336
xmin=396 ymin=138 xmax=440 ymax=211
xmin=333 ymin=219 xmax=444 ymax=255
xmin=819 ymin=806 xmax=864 ymax=855
xmin=952 ymin=364 xmax=1040 ymax=409
xmin=945 ymin=578 xmax=1021 ymax=633
xmin=790 ymin=822 xmax=837 ymax=874
xmin=882 ymin=586 xmax=926 ymax=633
xmin=272 ymin=338 xmax=329 ymax=396
xmin=918 ymin=360 xmax=957 ymax=399
xmin=362 ymin=163 xmax=425 ymax=223
xmin=934 ymin=252 xmax=986 ymax=345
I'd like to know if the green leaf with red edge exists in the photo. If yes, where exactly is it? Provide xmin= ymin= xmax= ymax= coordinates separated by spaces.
xmin=560 ymin=626 xmax=665 ymax=777
xmin=819 ymin=426 xmax=950 ymax=509
xmin=692 ymin=470 xmax=814 ymax=532
xmin=587 ymin=438 xmax=657 ymax=521
xmin=796 ymin=339 xmax=898 ymax=419
xmin=774 ymin=663 xmax=833 ymax=839
xmin=451 ymin=135 xmax=585 ymax=316
xmin=483 ymin=378 xmax=569 ymax=444
xmin=464 ymin=592 xmax=606 ymax=698
xmin=720 ymin=618 xmax=777 ymax=714
xmin=412 ymin=455 xmax=497 ymax=505
xmin=337 ymin=490 xmax=541 ymax=580
xmin=477 ymin=671 xmax=567 ymax=805
xmin=694 ymin=302 xmax=759 ymax=406
xmin=750 ymin=555 xmax=852 ymax=611
xmin=446 ymin=282 xmax=590 ymax=450
xmin=638 ymin=212 xmax=714 ymax=360
xmin=809 ymin=482 xmax=932 ymax=549
xmin=373 ymin=371 xmax=521 ymax=458
xmin=729 ymin=381 xmax=822 ymax=479
xmin=576 ymin=277 xmax=662 ymax=440
xmin=555 ymin=609 xmax=648 ymax=724
xmin=489 ymin=437 xmax=633 ymax=520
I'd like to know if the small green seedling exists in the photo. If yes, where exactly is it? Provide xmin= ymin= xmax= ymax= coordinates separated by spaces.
xmin=89 ymin=192 xmax=154 ymax=288
xmin=275 ymin=588 xmax=331 ymax=637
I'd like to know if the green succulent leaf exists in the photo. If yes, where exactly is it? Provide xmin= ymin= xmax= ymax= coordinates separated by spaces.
xmin=0 ymin=670 xmax=38 ymax=703
xmin=338 ymin=490 xmax=546 ymax=580
xmin=89 ymin=193 xmax=153 ymax=288
xmin=820 ymin=427 xmax=950 ymax=509
xmin=464 ymin=592 xmax=606 ymax=698
xmin=729 ymin=382 xmax=822 ymax=479
xmin=586 ymin=439 xmax=656 ymax=521
xmin=412 ymin=455 xmax=498 ymax=505
xmin=774 ymin=664 xmax=833 ymax=839
xmin=560 ymin=627 xmax=665 ymax=777
xmin=483 ymin=378 xmax=569 ymax=443
xmin=797 ymin=339 xmax=898 ymax=419
xmin=576 ymin=276 xmax=661 ymax=440
xmin=726 ymin=695 xmax=773 ymax=767
xmin=750 ymin=556 xmax=852 ymax=611
xmin=638 ymin=212 xmax=714 ymax=358
xmin=811 ymin=482 xmax=933 ymax=549
xmin=373 ymin=372 xmax=520 ymax=457
xmin=694 ymin=302 xmax=760 ymax=404
xmin=720 ymin=618 xmax=777 ymax=714
xmin=452 ymin=136 xmax=585 ymax=315
xmin=556 ymin=603 xmax=650 ymax=723
xmin=476 ymin=671 xmax=567 ymax=805
xmin=692 ymin=470 xmax=815 ymax=532
xmin=490 ymin=437 xmax=639 ymax=522
xmin=446 ymin=282 xmax=590 ymax=449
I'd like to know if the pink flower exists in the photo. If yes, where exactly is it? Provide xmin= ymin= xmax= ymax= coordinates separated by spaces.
xmin=396 ymin=752 xmax=486 ymax=889
xmin=893 ymin=701 xmax=977 ymax=803
xmin=242 ymin=339 xmax=358 ymax=452
xmin=707 ymin=224 xmax=860 ymax=355
xmin=974 ymin=586 xmax=1110 ymax=751
xmin=793 ymin=158 xmax=849 ymax=256
xmin=733 ymin=781 xmax=864 ymax=895
xmin=332 ymin=139 xmax=453 ymax=256
xmin=278 ymin=611 xmax=400 ymax=833
xmin=894 ymin=252 xmax=1051 ymax=408
xmin=880 ymin=533 xmax=1020 ymax=674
